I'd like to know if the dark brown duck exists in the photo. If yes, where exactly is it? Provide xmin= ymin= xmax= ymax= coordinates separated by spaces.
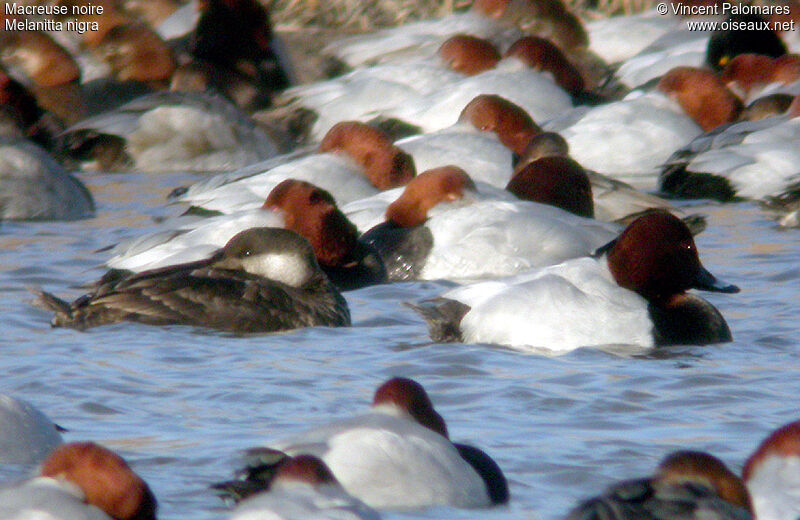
xmin=35 ymin=227 xmax=351 ymax=333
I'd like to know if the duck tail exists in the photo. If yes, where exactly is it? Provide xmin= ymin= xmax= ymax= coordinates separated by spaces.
xmin=405 ymin=298 xmax=470 ymax=343
xmin=211 ymin=447 xmax=289 ymax=503
xmin=32 ymin=290 xmax=74 ymax=327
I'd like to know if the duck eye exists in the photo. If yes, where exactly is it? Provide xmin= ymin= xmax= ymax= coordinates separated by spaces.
xmin=243 ymin=250 xmax=251 ymax=257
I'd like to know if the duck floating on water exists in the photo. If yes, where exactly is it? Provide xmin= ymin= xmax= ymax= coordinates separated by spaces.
xmin=35 ymin=227 xmax=351 ymax=333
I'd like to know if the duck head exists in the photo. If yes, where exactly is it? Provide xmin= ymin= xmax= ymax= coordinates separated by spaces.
xmin=602 ymin=211 xmax=739 ymax=302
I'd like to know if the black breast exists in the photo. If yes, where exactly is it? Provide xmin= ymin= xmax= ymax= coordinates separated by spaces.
xmin=649 ymin=294 xmax=732 ymax=346
xmin=361 ymin=221 xmax=433 ymax=281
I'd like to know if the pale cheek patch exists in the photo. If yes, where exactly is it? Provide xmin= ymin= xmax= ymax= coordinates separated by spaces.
xmin=242 ymin=253 xmax=312 ymax=287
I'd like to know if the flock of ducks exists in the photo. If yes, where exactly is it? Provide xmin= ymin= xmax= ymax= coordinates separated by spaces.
xmin=2 ymin=0 xmax=800 ymax=518
xmin=1 ymin=381 xmax=800 ymax=519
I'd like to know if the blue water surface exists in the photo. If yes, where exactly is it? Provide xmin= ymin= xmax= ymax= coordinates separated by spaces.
xmin=1 ymin=169 xmax=798 ymax=520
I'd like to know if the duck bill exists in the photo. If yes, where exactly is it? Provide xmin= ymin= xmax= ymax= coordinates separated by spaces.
xmin=693 ymin=265 xmax=740 ymax=293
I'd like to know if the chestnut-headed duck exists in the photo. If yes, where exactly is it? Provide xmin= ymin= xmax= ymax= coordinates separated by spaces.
xmin=275 ymin=35 xmax=499 ymax=142
xmin=214 ymin=377 xmax=508 ymax=510
xmin=548 ymin=66 xmax=739 ymax=189
xmin=0 ymin=394 xmax=62 ymax=465
xmin=1 ymin=27 xmax=174 ymax=126
xmin=470 ymin=0 xmax=588 ymax=51
xmin=0 ymin=138 xmax=94 ymax=221
xmin=720 ymin=53 xmax=800 ymax=103
xmin=91 ymin=22 xmax=176 ymax=85
xmin=508 ymin=156 xmax=594 ymax=217
xmin=706 ymin=13 xmax=787 ymax=72
xmin=320 ymin=1 xmax=523 ymax=69
xmin=0 ymin=30 xmax=88 ymax=125
xmin=503 ymin=36 xmax=585 ymax=96
xmin=53 ymin=0 xmax=132 ymax=47
xmin=228 ymin=455 xmax=381 ymax=520
xmin=439 ymin=34 xmax=503 ymax=75
xmin=659 ymin=97 xmax=800 ymax=201
xmin=744 ymin=419 xmax=800 ymax=520
xmin=657 ymin=67 xmax=743 ymax=132
xmin=35 ymin=227 xmax=351 ymax=333
xmin=52 ymin=0 xmax=175 ymax=87
xmin=565 ymin=450 xmax=753 ymax=520
xmin=281 ymin=34 xmax=573 ymax=142
xmin=349 ymin=122 xmax=678 ymax=233
xmin=107 ymin=180 xmax=386 ymax=291
xmin=361 ymin=165 xmax=618 ymax=281
xmin=514 ymin=131 xmax=691 ymax=223
xmin=175 ymin=121 xmax=415 ymax=211
xmin=0 ymin=441 xmax=157 ymax=520
xmin=611 ymin=7 xmax=789 ymax=89
xmin=323 ymin=0 xmax=586 ymax=68
xmin=410 ymin=211 xmax=738 ymax=353
xmin=341 ymin=173 xmax=516 ymax=237
xmin=393 ymin=94 xmax=540 ymax=188
xmin=382 ymin=38 xmax=573 ymax=132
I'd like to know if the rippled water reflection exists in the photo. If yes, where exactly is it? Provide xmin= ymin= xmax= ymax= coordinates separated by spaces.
xmin=1 ymin=169 xmax=798 ymax=520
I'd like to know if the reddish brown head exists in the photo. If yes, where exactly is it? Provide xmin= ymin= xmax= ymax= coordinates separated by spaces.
xmin=471 ymin=0 xmax=508 ymax=17
xmin=506 ymin=156 xmax=593 ymax=218
xmin=319 ymin=122 xmax=416 ymax=190
xmin=607 ymin=211 xmax=739 ymax=301
xmin=720 ymin=54 xmax=775 ymax=98
xmin=504 ymin=36 xmax=584 ymax=95
xmin=458 ymin=94 xmax=540 ymax=155
xmin=743 ymin=420 xmax=800 ymax=482
xmin=2 ymin=31 xmax=80 ymax=87
xmin=40 ymin=442 xmax=157 ymax=520
xmin=274 ymin=455 xmax=338 ymax=486
xmin=372 ymin=377 xmax=449 ymax=438
xmin=656 ymin=450 xmax=752 ymax=512
xmin=385 ymin=166 xmax=476 ymax=228
xmin=53 ymin=0 xmax=131 ymax=47
xmin=264 ymin=180 xmax=359 ymax=267
xmin=438 ymin=34 xmax=501 ymax=76
xmin=486 ymin=0 xmax=588 ymax=50
xmin=658 ymin=67 xmax=742 ymax=132
xmin=98 ymin=23 xmax=176 ymax=83
xmin=772 ymin=54 xmax=800 ymax=84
